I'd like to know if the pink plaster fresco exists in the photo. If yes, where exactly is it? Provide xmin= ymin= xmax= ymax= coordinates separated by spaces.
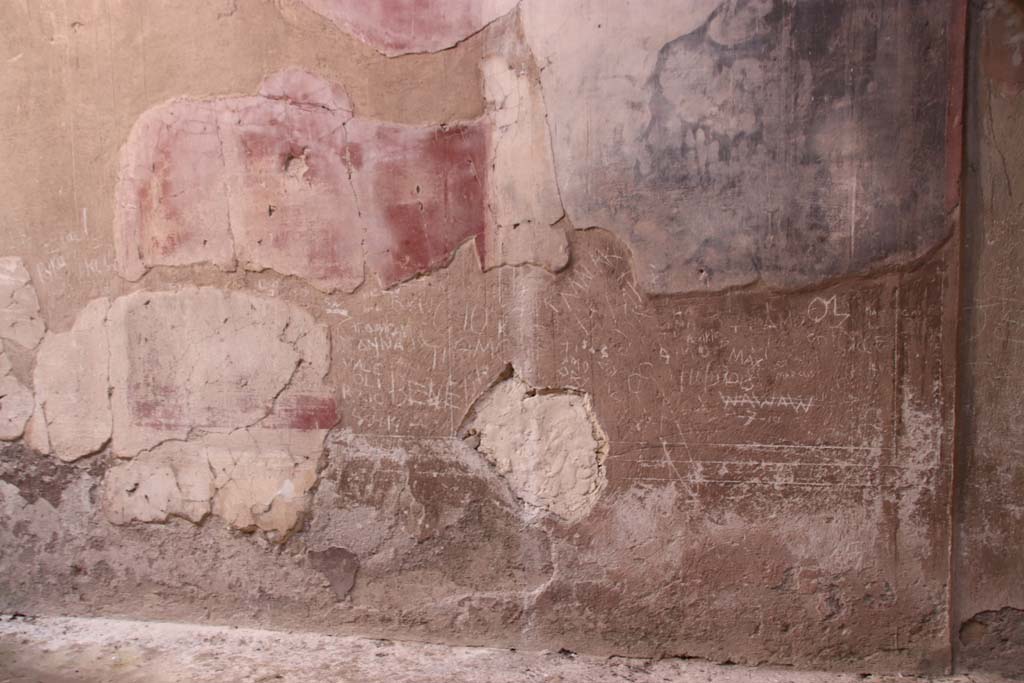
xmin=297 ymin=0 xmax=519 ymax=56
xmin=220 ymin=97 xmax=361 ymax=292
xmin=115 ymin=101 xmax=234 ymax=279
xmin=114 ymin=70 xmax=493 ymax=292
xmin=348 ymin=119 xmax=488 ymax=286
xmin=115 ymin=69 xmax=361 ymax=292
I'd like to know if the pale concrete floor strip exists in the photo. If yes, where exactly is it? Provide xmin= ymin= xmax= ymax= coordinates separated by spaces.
xmin=0 ymin=616 xmax=1010 ymax=683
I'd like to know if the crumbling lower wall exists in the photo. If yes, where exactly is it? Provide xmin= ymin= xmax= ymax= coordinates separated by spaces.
xmin=0 ymin=230 xmax=961 ymax=672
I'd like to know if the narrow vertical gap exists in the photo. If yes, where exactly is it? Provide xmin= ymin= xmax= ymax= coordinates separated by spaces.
xmin=948 ymin=0 xmax=975 ymax=673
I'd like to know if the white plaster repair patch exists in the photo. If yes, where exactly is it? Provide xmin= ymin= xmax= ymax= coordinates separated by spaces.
xmin=0 ymin=352 xmax=33 ymax=442
xmin=33 ymin=298 xmax=112 ymax=461
xmin=459 ymin=369 xmax=608 ymax=523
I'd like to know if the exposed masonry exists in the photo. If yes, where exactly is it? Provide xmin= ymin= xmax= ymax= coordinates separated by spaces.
xmin=458 ymin=367 xmax=608 ymax=523
xmin=307 ymin=429 xmax=554 ymax=607
xmin=114 ymin=66 xmax=565 ymax=293
xmin=958 ymin=607 xmax=1024 ymax=678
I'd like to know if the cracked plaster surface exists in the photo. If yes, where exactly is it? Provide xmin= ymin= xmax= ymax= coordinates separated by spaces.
xmin=0 ymin=258 xmax=43 ymax=442
xmin=296 ymin=0 xmax=520 ymax=56
xmin=114 ymin=67 xmax=565 ymax=292
xmin=103 ymin=428 xmax=323 ymax=537
xmin=32 ymin=298 xmax=112 ymax=461
xmin=29 ymin=286 xmax=336 ymax=539
xmin=102 ymin=287 xmax=336 ymax=538
xmin=0 ymin=350 xmax=33 ymax=442
xmin=0 ymin=257 xmax=44 ymax=350
xmin=0 ymin=0 xmax=972 ymax=672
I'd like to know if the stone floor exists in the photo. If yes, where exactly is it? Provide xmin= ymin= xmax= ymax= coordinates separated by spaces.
xmin=0 ymin=615 xmax=1012 ymax=683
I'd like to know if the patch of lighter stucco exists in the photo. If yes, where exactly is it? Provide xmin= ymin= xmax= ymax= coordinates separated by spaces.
xmin=459 ymin=369 xmax=607 ymax=523
xmin=33 ymin=298 xmax=112 ymax=461
xmin=0 ymin=352 xmax=33 ymax=442
xmin=0 ymin=256 xmax=45 ymax=350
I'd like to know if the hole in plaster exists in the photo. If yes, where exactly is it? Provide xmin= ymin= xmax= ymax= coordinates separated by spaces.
xmin=283 ymin=151 xmax=309 ymax=182
xmin=458 ymin=365 xmax=608 ymax=523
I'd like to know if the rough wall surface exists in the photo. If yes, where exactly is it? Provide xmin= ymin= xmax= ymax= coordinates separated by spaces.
xmin=521 ymin=0 xmax=956 ymax=294
xmin=954 ymin=0 xmax=1024 ymax=677
xmin=0 ymin=0 xmax=972 ymax=676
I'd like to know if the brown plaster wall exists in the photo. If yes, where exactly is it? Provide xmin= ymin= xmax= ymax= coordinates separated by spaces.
xmin=0 ymin=0 xmax=987 ymax=675
xmin=953 ymin=0 xmax=1024 ymax=677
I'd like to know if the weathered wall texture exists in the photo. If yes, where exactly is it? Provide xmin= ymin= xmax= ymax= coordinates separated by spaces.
xmin=954 ymin=0 xmax=1024 ymax=677
xmin=0 ymin=0 xmax=974 ymax=675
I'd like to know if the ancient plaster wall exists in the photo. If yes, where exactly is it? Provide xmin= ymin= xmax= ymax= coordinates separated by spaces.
xmin=0 ymin=0 xmax=969 ymax=675
xmin=954 ymin=0 xmax=1024 ymax=677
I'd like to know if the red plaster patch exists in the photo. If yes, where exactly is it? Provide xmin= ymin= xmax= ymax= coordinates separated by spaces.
xmin=115 ymin=102 xmax=234 ymax=279
xmin=268 ymin=394 xmax=341 ymax=431
xmin=349 ymin=120 xmax=488 ymax=286
xmin=115 ymin=71 xmax=493 ymax=292
xmin=222 ymin=97 xmax=363 ymax=292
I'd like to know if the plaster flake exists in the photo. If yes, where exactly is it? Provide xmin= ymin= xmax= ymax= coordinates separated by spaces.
xmin=102 ymin=445 xmax=214 ymax=525
xmin=33 ymin=298 xmax=112 ymax=461
xmin=297 ymin=0 xmax=520 ymax=56
xmin=220 ymin=98 xmax=363 ymax=293
xmin=347 ymin=118 xmax=489 ymax=287
xmin=0 ymin=360 xmax=33 ymax=442
xmin=460 ymin=371 xmax=608 ymax=522
xmin=208 ymin=428 xmax=323 ymax=536
xmin=0 ymin=257 xmax=45 ymax=350
xmin=103 ymin=427 xmax=323 ymax=538
xmin=106 ymin=287 xmax=335 ymax=457
xmin=478 ymin=49 xmax=568 ymax=272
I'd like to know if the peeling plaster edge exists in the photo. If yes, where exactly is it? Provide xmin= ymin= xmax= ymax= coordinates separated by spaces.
xmin=341 ymin=1 xmax=524 ymax=59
